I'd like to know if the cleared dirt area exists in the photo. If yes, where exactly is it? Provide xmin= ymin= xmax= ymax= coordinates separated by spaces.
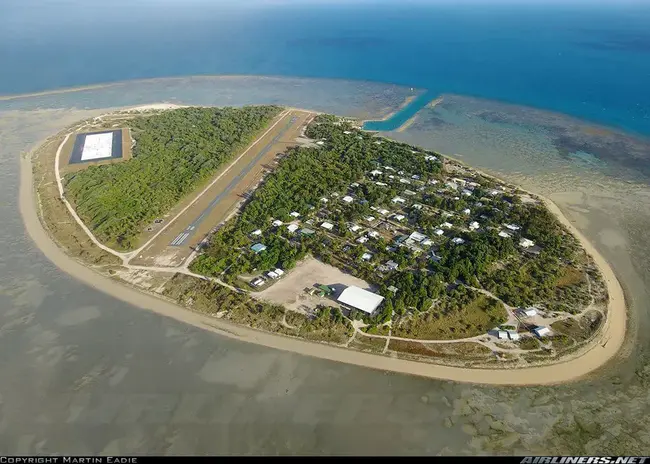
xmin=254 ymin=257 xmax=375 ymax=312
xmin=130 ymin=110 xmax=313 ymax=267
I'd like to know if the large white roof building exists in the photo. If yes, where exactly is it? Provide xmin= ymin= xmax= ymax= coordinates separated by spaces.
xmin=337 ymin=286 xmax=385 ymax=315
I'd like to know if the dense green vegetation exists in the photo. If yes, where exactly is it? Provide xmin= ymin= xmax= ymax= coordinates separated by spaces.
xmin=65 ymin=106 xmax=281 ymax=249
xmin=187 ymin=113 xmax=597 ymax=344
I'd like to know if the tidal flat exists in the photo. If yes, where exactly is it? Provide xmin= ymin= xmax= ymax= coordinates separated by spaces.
xmin=1 ymin=76 xmax=649 ymax=455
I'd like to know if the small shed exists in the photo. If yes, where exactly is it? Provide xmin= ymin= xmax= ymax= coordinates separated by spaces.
xmin=533 ymin=326 xmax=551 ymax=338
xmin=287 ymin=223 xmax=299 ymax=233
xmin=251 ymin=243 xmax=267 ymax=253
xmin=507 ymin=331 xmax=520 ymax=341
xmin=497 ymin=330 xmax=508 ymax=340
xmin=321 ymin=222 xmax=334 ymax=231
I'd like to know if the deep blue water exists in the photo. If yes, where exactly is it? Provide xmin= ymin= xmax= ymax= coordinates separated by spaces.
xmin=1 ymin=0 xmax=649 ymax=135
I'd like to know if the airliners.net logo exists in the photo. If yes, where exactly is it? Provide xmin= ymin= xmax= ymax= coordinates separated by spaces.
xmin=521 ymin=458 xmax=648 ymax=464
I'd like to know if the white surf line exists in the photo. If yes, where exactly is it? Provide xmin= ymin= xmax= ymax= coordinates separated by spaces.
xmin=124 ymin=108 xmax=291 ymax=262
xmin=54 ymin=133 xmax=130 ymax=264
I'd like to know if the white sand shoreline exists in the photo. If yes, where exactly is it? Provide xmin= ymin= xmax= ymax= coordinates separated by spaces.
xmin=18 ymin=104 xmax=628 ymax=386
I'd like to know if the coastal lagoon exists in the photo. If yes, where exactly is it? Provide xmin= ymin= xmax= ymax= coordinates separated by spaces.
xmin=2 ymin=76 xmax=650 ymax=454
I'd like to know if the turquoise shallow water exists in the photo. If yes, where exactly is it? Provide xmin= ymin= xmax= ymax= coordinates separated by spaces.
xmin=1 ymin=1 xmax=649 ymax=136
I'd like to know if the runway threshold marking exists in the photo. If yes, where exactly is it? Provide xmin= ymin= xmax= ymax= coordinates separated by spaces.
xmin=169 ymin=115 xmax=299 ymax=247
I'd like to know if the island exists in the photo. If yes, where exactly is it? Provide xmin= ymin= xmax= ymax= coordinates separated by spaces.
xmin=26 ymin=104 xmax=625 ymax=384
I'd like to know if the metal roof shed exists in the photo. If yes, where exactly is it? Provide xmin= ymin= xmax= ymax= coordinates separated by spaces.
xmin=337 ymin=286 xmax=384 ymax=315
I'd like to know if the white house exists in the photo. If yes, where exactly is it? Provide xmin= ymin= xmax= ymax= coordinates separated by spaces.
xmin=404 ymin=189 xmax=417 ymax=196
xmin=251 ymin=229 xmax=262 ymax=236
xmin=425 ymin=155 xmax=437 ymax=161
xmin=520 ymin=307 xmax=538 ymax=317
xmin=274 ymin=268 xmax=284 ymax=277
xmin=287 ymin=224 xmax=299 ymax=233
xmin=367 ymin=230 xmax=380 ymax=239
xmin=498 ymin=231 xmax=511 ymax=238
xmin=469 ymin=221 xmax=480 ymax=231
xmin=365 ymin=216 xmax=376 ymax=222
xmin=497 ymin=330 xmax=508 ymax=340
xmin=441 ymin=222 xmax=453 ymax=229
xmin=370 ymin=169 xmax=383 ymax=176
xmin=421 ymin=239 xmax=433 ymax=246
xmin=320 ymin=197 xmax=329 ymax=203
xmin=321 ymin=222 xmax=334 ymax=231
xmin=393 ymin=214 xmax=406 ymax=222
xmin=412 ymin=203 xmax=423 ymax=210
xmin=399 ymin=178 xmax=411 ymax=185
xmin=451 ymin=237 xmax=465 ymax=245
xmin=290 ymin=211 xmax=301 ymax=218
xmin=342 ymin=195 xmax=354 ymax=204
xmin=375 ymin=182 xmax=388 ymax=186
xmin=392 ymin=197 xmax=406 ymax=204
xmin=384 ymin=166 xmax=395 ymax=171
xmin=267 ymin=271 xmax=279 ymax=279
xmin=356 ymin=237 xmax=368 ymax=244
xmin=520 ymin=238 xmax=535 ymax=248
xmin=411 ymin=174 xmax=420 ymax=180
xmin=378 ymin=208 xmax=390 ymax=216
xmin=490 ymin=190 xmax=501 ymax=196
xmin=462 ymin=189 xmax=473 ymax=196
xmin=533 ymin=326 xmax=551 ymax=338
xmin=409 ymin=231 xmax=427 ymax=242
xmin=434 ymin=229 xmax=444 ymax=236
xmin=385 ymin=260 xmax=399 ymax=271
xmin=272 ymin=220 xmax=283 ymax=227
xmin=462 ymin=208 xmax=471 ymax=215
xmin=349 ymin=224 xmax=362 ymax=233
xmin=507 ymin=331 xmax=520 ymax=341
xmin=505 ymin=223 xmax=521 ymax=231
xmin=361 ymin=252 xmax=373 ymax=261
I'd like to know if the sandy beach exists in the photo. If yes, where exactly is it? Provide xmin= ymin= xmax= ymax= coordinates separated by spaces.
xmin=20 ymin=106 xmax=627 ymax=386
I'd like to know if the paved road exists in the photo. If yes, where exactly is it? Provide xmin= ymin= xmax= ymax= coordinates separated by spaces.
xmin=170 ymin=116 xmax=299 ymax=247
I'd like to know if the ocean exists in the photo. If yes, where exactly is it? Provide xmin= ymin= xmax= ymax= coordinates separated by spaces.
xmin=1 ymin=0 xmax=649 ymax=136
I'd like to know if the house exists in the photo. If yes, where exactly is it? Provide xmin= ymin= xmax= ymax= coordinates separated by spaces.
xmin=287 ymin=224 xmax=299 ymax=233
xmin=469 ymin=221 xmax=480 ymax=231
xmin=412 ymin=203 xmax=423 ymax=210
xmin=274 ymin=268 xmax=285 ymax=277
xmin=462 ymin=208 xmax=471 ymax=215
xmin=272 ymin=220 xmax=283 ymax=227
xmin=375 ymin=182 xmax=388 ymax=186
xmin=434 ymin=228 xmax=444 ymax=236
xmin=498 ymin=231 xmax=511 ymax=238
xmin=385 ymin=260 xmax=399 ymax=271
xmin=452 ymin=178 xmax=467 ymax=186
xmin=489 ymin=190 xmax=501 ymax=196
xmin=320 ymin=197 xmax=329 ymax=203
xmin=388 ymin=175 xmax=396 ymax=180
xmin=387 ymin=285 xmax=399 ymax=294
xmin=251 ymin=243 xmax=267 ymax=253
xmin=425 ymin=155 xmax=437 ymax=161
xmin=290 ymin=211 xmax=301 ymax=218
xmin=251 ymin=229 xmax=262 ymax=236
xmin=421 ymin=239 xmax=433 ymax=246
xmin=497 ymin=330 xmax=508 ymax=340
xmin=384 ymin=166 xmax=395 ymax=171
xmin=399 ymin=178 xmax=411 ymax=185
xmin=392 ymin=197 xmax=406 ymax=204
xmin=446 ymin=182 xmax=459 ymax=190
xmin=331 ymin=192 xmax=340 ymax=197
xmin=520 ymin=238 xmax=535 ymax=248
xmin=533 ymin=326 xmax=551 ymax=338
xmin=365 ymin=216 xmax=376 ymax=223
xmin=520 ymin=307 xmax=538 ymax=317
xmin=403 ymin=189 xmax=417 ymax=196
xmin=429 ymin=179 xmax=439 ymax=185
xmin=507 ymin=330 xmax=520 ymax=341
xmin=349 ymin=224 xmax=362 ymax=233
xmin=378 ymin=208 xmax=390 ymax=216
xmin=393 ymin=214 xmax=406 ymax=222
xmin=462 ymin=189 xmax=473 ymax=196
xmin=451 ymin=237 xmax=465 ymax=245
xmin=430 ymin=251 xmax=442 ymax=262
xmin=361 ymin=252 xmax=373 ymax=261
xmin=398 ymin=171 xmax=405 ymax=175
xmin=411 ymin=174 xmax=420 ymax=180
xmin=267 ymin=271 xmax=279 ymax=279
xmin=367 ymin=230 xmax=380 ymax=239
xmin=504 ymin=223 xmax=521 ymax=231
xmin=370 ymin=169 xmax=383 ymax=176
xmin=409 ymin=231 xmax=427 ymax=243
xmin=337 ymin=286 xmax=384 ymax=315
xmin=356 ymin=237 xmax=368 ymax=244
xmin=316 ymin=141 xmax=325 ymax=146
xmin=300 ymin=228 xmax=315 ymax=235
xmin=321 ymin=222 xmax=334 ymax=231
xmin=251 ymin=278 xmax=265 ymax=287
xmin=342 ymin=195 xmax=354 ymax=204
xmin=343 ymin=130 xmax=352 ymax=134
xmin=441 ymin=222 xmax=453 ymax=229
